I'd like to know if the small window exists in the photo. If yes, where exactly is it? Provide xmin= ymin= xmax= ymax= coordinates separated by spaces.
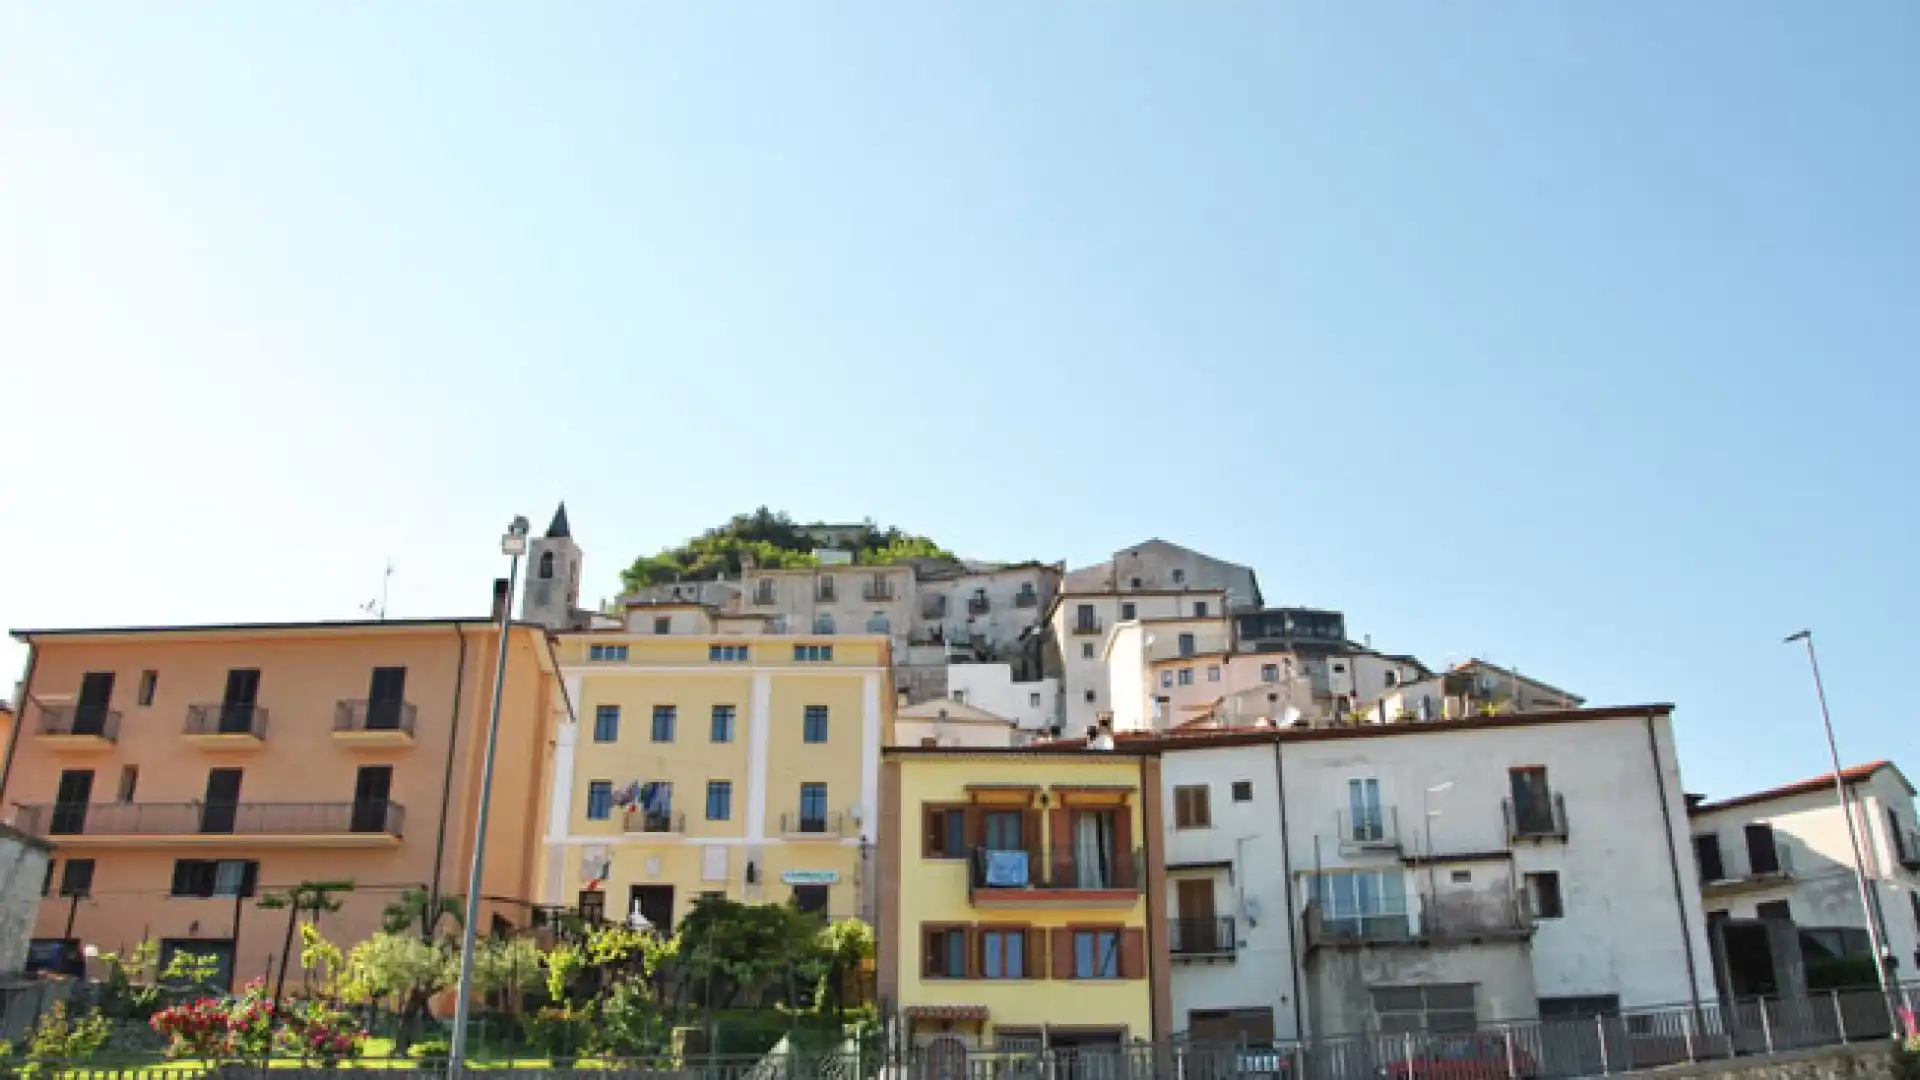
xmin=1261 ymin=664 xmax=1279 ymax=684
xmin=706 ymin=781 xmax=733 ymax=821
xmin=1081 ymin=643 xmax=1096 ymax=659
xmin=1451 ymin=870 xmax=1473 ymax=884
xmin=1177 ymin=668 xmax=1194 ymax=686
xmin=1084 ymin=689 xmax=1097 ymax=703
xmin=1231 ymin=781 xmax=1253 ymax=803
xmin=981 ymin=929 xmax=1027 ymax=979
xmin=794 ymin=644 xmax=834 ymax=662
xmin=924 ymin=806 xmax=967 ymax=859
xmin=1029 ymin=693 xmax=1042 ymax=707
xmin=1120 ymin=602 xmax=1137 ymax=620
xmin=1174 ymin=785 xmax=1212 ymax=829
xmin=1172 ymin=569 xmax=1186 ymax=584
xmin=651 ymin=705 xmax=677 ymax=742
xmin=1178 ymin=632 xmax=1196 ymax=656
xmin=1384 ymin=671 xmax=1399 ymax=688
xmin=588 ymin=644 xmax=630 ymax=662
xmin=924 ymin=927 xmax=967 ymax=978
xmin=654 ymin=617 xmax=671 ymax=634
xmin=539 ymin=551 xmax=555 ymax=579
xmin=59 ymin=859 xmax=95 ymax=897
xmin=1161 ymin=671 xmax=1174 ymax=689
xmin=1207 ymin=665 xmax=1221 ymax=683
xmin=799 ymin=783 xmax=829 ymax=829
xmin=587 ymin=781 xmax=614 ymax=820
xmin=1332 ymin=663 xmax=1347 ymax=674
xmin=137 ymin=670 xmax=158 ymax=707
xmin=1130 ymin=577 xmax=1143 ymax=588
xmin=1194 ymin=601 xmax=1208 ymax=617
xmin=952 ymin=690 xmax=965 ymax=703
xmin=709 ymin=644 xmax=751 ymax=663
xmin=1073 ymin=929 xmax=1120 ymax=979
xmin=803 ymin=705 xmax=829 ymax=743
xmin=1525 ymin=871 xmax=1564 ymax=919
xmin=710 ymin=705 xmax=736 ymax=743
xmin=171 ymin=859 xmax=258 ymax=898
xmin=594 ymin=705 xmax=620 ymax=743
xmin=117 ymin=765 xmax=139 ymax=802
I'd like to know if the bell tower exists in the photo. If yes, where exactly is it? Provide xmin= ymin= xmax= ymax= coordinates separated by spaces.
xmin=522 ymin=502 xmax=585 ymax=629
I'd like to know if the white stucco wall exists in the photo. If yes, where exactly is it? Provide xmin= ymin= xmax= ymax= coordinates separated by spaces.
xmin=1054 ymin=591 xmax=1226 ymax=733
xmin=909 ymin=566 xmax=1059 ymax=659
xmin=945 ymin=663 xmax=1059 ymax=732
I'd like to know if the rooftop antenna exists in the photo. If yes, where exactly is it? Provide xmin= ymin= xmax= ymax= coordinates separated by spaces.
xmin=360 ymin=559 xmax=395 ymax=620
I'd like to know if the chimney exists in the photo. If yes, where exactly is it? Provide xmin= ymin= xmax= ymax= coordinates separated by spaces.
xmin=491 ymin=578 xmax=511 ymax=622
xmin=1089 ymin=716 xmax=1116 ymax=751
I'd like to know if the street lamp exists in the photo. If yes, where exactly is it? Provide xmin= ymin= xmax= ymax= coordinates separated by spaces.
xmin=1783 ymin=629 xmax=1896 ymax=1023
xmin=449 ymin=515 xmax=530 ymax=1077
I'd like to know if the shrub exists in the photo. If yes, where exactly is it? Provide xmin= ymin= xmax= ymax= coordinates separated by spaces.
xmin=28 ymin=1001 xmax=111 ymax=1063
xmin=521 ymin=1003 xmax=593 ymax=1063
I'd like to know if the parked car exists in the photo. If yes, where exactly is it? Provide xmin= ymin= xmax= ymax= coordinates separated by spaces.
xmin=1378 ymin=1033 xmax=1537 ymax=1080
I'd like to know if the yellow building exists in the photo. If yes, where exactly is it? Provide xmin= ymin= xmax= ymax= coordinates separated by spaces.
xmin=878 ymin=746 xmax=1172 ymax=1050
xmin=543 ymin=631 xmax=892 ymax=930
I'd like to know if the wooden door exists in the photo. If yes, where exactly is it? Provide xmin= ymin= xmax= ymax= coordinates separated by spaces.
xmin=1178 ymin=879 xmax=1218 ymax=951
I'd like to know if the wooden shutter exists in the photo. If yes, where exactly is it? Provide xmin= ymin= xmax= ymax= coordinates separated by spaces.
xmin=1026 ymin=927 xmax=1047 ymax=979
xmin=963 ymin=806 xmax=986 ymax=852
xmin=1022 ymin=809 xmax=1042 ymax=855
xmin=924 ymin=808 xmax=945 ymax=857
xmin=1195 ymin=787 xmax=1211 ymax=827
xmin=1119 ymin=928 xmax=1146 ymax=979
xmin=1050 ymin=808 xmax=1073 ymax=887
xmin=963 ymin=926 xmax=981 ymax=978
xmin=1053 ymin=927 xmax=1075 ymax=980
xmin=1113 ymin=808 xmax=1135 ymax=887
xmin=921 ymin=927 xmax=938 ymax=977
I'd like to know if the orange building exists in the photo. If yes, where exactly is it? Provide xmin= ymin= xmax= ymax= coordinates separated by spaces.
xmin=1 ymin=617 xmax=568 ymax=988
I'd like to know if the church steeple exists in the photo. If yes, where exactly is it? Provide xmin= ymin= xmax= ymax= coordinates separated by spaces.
xmin=523 ymin=501 xmax=585 ymax=629
xmin=546 ymin=502 xmax=572 ymax=539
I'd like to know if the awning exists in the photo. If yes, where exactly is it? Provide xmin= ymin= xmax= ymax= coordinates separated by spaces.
xmin=904 ymin=1005 xmax=991 ymax=1021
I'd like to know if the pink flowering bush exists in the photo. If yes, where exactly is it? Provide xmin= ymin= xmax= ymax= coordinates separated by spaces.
xmin=149 ymin=983 xmax=366 ymax=1066
xmin=281 ymin=1003 xmax=366 ymax=1067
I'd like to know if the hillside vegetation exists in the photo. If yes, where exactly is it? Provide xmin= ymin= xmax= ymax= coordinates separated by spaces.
xmin=619 ymin=508 xmax=952 ymax=591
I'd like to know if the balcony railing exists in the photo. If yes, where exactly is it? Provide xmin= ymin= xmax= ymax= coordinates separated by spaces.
xmin=34 ymin=706 xmax=121 ymax=742
xmin=967 ymin=846 xmax=1143 ymax=895
xmin=1302 ymin=896 xmax=1532 ymax=952
xmin=184 ymin=703 xmax=269 ymax=739
xmin=1169 ymin=917 xmax=1236 ymax=958
xmin=816 ymin=584 xmax=837 ymax=603
xmin=1746 ymin=840 xmax=1795 ymax=880
xmin=334 ymin=699 xmax=419 ymax=736
xmin=15 ymin=800 xmax=405 ymax=839
xmin=1336 ymin=808 xmax=1401 ymax=854
xmin=1014 ymin=590 xmax=1038 ymax=609
xmin=1503 ymin=792 xmax=1570 ymax=843
xmin=864 ymin=585 xmax=895 ymax=602
xmin=622 ymin=810 xmax=686 ymax=834
xmin=781 ymin=811 xmax=844 ymax=837
xmin=968 ymin=596 xmax=991 ymax=615
xmin=1071 ymin=619 xmax=1103 ymax=636
xmin=1901 ymin=831 xmax=1920 ymax=871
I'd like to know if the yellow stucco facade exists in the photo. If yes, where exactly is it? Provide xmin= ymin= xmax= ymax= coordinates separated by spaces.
xmin=544 ymin=634 xmax=891 ymax=929
xmin=879 ymin=748 xmax=1172 ymax=1048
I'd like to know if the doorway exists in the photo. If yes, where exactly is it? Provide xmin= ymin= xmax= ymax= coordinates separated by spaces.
xmin=200 ymin=769 xmax=242 ymax=834
xmin=351 ymin=766 xmax=392 ymax=832
xmin=367 ymin=668 xmax=407 ymax=730
xmin=220 ymin=670 xmax=261 ymax=733
xmin=630 ymin=884 xmax=675 ymax=931
xmin=74 ymin=672 xmax=115 ymax=735
xmin=1177 ymin=879 xmax=1220 ymax=953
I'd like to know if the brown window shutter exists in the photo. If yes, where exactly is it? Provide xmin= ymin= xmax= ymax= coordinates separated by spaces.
xmin=921 ymin=927 xmax=937 ymax=977
xmin=964 ymin=806 xmax=986 ymax=852
xmin=1119 ymin=928 xmax=1145 ymax=979
xmin=1050 ymin=808 xmax=1074 ymax=886
xmin=1026 ymin=927 xmax=1047 ymax=979
xmin=1196 ymin=787 xmax=1211 ymax=827
xmin=964 ymin=926 xmax=981 ymax=978
xmin=1053 ymin=927 xmax=1076 ymax=980
xmin=923 ymin=808 xmax=942 ymax=857
xmin=1113 ymin=809 xmax=1135 ymax=887
xmin=1174 ymin=788 xmax=1192 ymax=827
xmin=1022 ymin=808 xmax=1042 ymax=854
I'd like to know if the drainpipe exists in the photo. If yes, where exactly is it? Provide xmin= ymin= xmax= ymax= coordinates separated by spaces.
xmin=1643 ymin=712 xmax=1704 ymax=1017
xmin=1271 ymin=738 xmax=1304 ymax=1041
xmin=428 ymin=623 xmax=472 ymax=925
xmin=0 ymin=642 xmax=41 ymax=804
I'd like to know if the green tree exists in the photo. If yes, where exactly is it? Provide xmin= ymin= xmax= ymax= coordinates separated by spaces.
xmin=812 ymin=918 xmax=875 ymax=1020
xmin=618 ymin=510 xmax=952 ymax=591
xmin=344 ymin=932 xmax=458 ymax=1053
xmin=470 ymin=936 xmax=544 ymax=1025
xmin=258 ymin=880 xmax=353 ymax=1004
xmin=673 ymin=897 xmax=830 ymax=1010
xmin=381 ymin=886 xmax=464 ymax=939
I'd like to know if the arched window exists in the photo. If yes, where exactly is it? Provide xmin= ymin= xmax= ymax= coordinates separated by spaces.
xmin=539 ymin=551 xmax=554 ymax=579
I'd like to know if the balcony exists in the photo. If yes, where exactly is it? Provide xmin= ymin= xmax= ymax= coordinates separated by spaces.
xmin=968 ymin=596 xmax=990 ymax=615
xmin=780 ymin=811 xmax=845 ymax=838
xmin=1702 ymin=842 xmax=1797 ymax=896
xmin=1901 ymin=832 xmax=1920 ymax=872
xmin=816 ymin=584 xmax=838 ymax=603
xmin=1336 ymin=808 xmax=1402 ymax=856
xmin=1071 ymin=619 xmax=1103 ymax=636
xmin=333 ymin=700 xmax=419 ymax=745
xmin=14 ymin=800 xmax=405 ymax=847
xmin=864 ymin=584 xmax=895 ymax=602
xmin=621 ymin=809 xmax=686 ymax=835
xmin=31 ymin=706 xmax=120 ymax=749
xmin=183 ymin=704 xmax=268 ymax=748
xmin=1169 ymin=917 xmax=1237 ymax=961
xmin=1503 ymin=792 xmax=1569 ymax=843
xmin=1302 ymin=896 xmax=1533 ymax=954
xmin=967 ymin=846 xmax=1143 ymax=908
xmin=753 ymin=586 xmax=778 ymax=606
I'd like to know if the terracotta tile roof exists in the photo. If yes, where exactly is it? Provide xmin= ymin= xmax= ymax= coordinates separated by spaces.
xmin=1040 ymin=704 xmax=1674 ymax=751
xmin=1689 ymin=761 xmax=1907 ymax=814
xmin=903 ymin=1005 xmax=990 ymax=1021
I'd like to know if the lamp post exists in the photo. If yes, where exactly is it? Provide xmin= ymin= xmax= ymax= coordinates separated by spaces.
xmin=449 ymin=515 xmax=530 ymax=1077
xmin=1783 ymin=629 xmax=1896 ymax=1023
xmin=1423 ymin=782 xmax=1453 ymax=928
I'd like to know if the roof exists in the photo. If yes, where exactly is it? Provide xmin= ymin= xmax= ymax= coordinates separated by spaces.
xmin=546 ymin=502 xmax=572 ymax=539
xmin=897 ymin=698 xmax=1016 ymax=726
xmin=1041 ymin=704 xmax=1675 ymax=752
xmin=1451 ymin=659 xmax=1584 ymax=704
xmin=12 ymin=618 xmax=546 ymax=643
xmin=1689 ymin=761 xmax=1910 ymax=815
xmin=885 ymin=744 xmax=1158 ymax=759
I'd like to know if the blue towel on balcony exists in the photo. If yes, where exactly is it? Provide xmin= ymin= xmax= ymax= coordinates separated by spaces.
xmin=985 ymin=850 xmax=1030 ymax=887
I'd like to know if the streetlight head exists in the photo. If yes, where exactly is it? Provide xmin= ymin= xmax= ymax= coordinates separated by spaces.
xmin=501 ymin=515 xmax=531 ymax=556
xmin=1784 ymin=630 xmax=1811 ymax=644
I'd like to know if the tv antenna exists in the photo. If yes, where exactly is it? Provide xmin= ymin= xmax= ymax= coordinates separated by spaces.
xmin=360 ymin=559 xmax=395 ymax=620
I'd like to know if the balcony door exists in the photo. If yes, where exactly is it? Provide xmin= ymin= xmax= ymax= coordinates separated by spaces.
xmin=367 ymin=668 xmax=407 ymax=730
xmin=220 ymin=670 xmax=260 ymax=733
xmin=1349 ymin=778 xmax=1384 ymax=841
xmin=200 ymin=769 xmax=243 ymax=834
xmin=1509 ymin=767 xmax=1553 ymax=833
xmin=629 ymin=884 xmax=674 ymax=931
xmin=1072 ymin=810 xmax=1119 ymax=889
xmin=1177 ymin=879 xmax=1219 ymax=951
xmin=74 ymin=672 xmax=115 ymax=735
xmin=351 ymin=766 xmax=392 ymax=833
xmin=52 ymin=770 xmax=94 ymax=835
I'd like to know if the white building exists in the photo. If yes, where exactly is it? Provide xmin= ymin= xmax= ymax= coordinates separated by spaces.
xmin=1138 ymin=705 xmax=1714 ymax=1043
xmin=893 ymin=697 xmax=1019 ymax=749
xmin=1050 ymin=589 xmax=1230 ymax=733
xmin=908 ymin=560 xmax=1060 ymax=664
xmin=945 ymin=661 xmax=1058 ymax=735
xmin=1687 ymin=761 xmax=1920 ymax=1000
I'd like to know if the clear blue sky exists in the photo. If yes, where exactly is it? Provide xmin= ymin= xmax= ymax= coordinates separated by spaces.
xmin=2 ymin=3 xmax=1914 ymax=803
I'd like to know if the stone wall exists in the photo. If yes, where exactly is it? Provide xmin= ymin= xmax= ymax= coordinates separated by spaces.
xmin=1641 ymin=1042 xmax=1898 ymax=1080
xmin=0 ymin=824 xmax=51 ymax=974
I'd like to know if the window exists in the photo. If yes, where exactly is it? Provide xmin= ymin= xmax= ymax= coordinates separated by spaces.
xmin=952 ymin=690 xmax=966 ymax=703
xmin=982 ymin=810 xmax=1025 ymax=852
xmin=1308 ymin=870 xmax=1408 ymax=936
xmin=1075 ymin=604 xmax=1097 ymax=632
xmin=791 ymin=884 xmax=829 ymax=914
xmin=171 ymin=859 xmax=258 ymax=898
xmin=1384 ymin=671 xmax=1400 ymax=688
xmin=117 ymin=766 xmax=139 ymax=802
xmin=539 ymin=551 xmax=554 ymax=579
xmin=651 ymin=705 xmax=676 ymax=742
xmin=1745 ymin=823 xmax=1783 ymax=875
xmin=654 ymin=616 xmax=671 ymax=634
xmin=794 ymin=644 xmax=834 ymax=662
xmin=41 ymin=860 xmax=54 ymax=897
xmin=1193 ymin=601 xmax=1208 ymax=617
xmin=1909 ymin=891 xmax=1920 ymax=937
xmin=799 ymin=783 xmax=828 ymax=829
xmin=924 ymin=806 xmax=967 ymax=858
xmin=1120 ymin=602 xmax=1137 ymax=621
xmin=1756 ymin=899 xmax=1792 ymax=922
xmin=813 ymin=613 xmax=835 ymax=634
xmin=1172 ymin=569 xmax=1186 ymax=584
xmin=138 ymin=670 xmax=158 ymax=706
xmin=1177 ymin=668 xmax=1194 ymax=686
xmin=1174 ymin=785 xmax=1212 ymax=829
xmin=709 ymin=644 xmax=751 ymax=663
xmin=1525 ymin=872 xmax=1564 ymax=919
xmin=1207 ymin=665 xmax=1220 ymax=683
xmin=1693 ymin=834 xmax=1726 ymax=882
xmin=1160 ymin=671 xmax=1174 ymax=689
xmin=1348 ymin=779 xmax=1384 ymax=841
xmin=1232 ymin=781 xmax=1253 ymax=803
xmin=594 ymin=705 xmax=621 ymax=743
xmin=706 ymin=781 xmax=733 ymax=821
xmin=803 ymin=705 xmax=829 ymax=743
xmin=1073 ymin=929 xmax=1120 ymax=979
xmin=1508 ymin=766 xmax=1556 ymax=834
xmin=1261 ymin=664 xmax=1279 ymax=684
xmin=1081 ymin=643 xmax=1095 ymax=659
xmin=867 ymin=612 xmax=890 ymax=633
xmin=981 ymin=929 xmax=1026 ymax=979
xmin=59 ymin=859 xmax=95 ymax=897
xmin=1451 ymin=870 xmax=1473 ymax=884
xmin=1371 ymin=984 xmax=1477 ymax=1034
xmin=710 ymin=705 xmax=735 ymax=743
xmin=587 ymin=781 xmax=614 ymax=820
xmin=1029 ymin=693 xmax=1042 ymax=707
xmin=1178 ymin=633 xmax=1196 ymax=657
xmin=924 ymin=927 xmax=967 ymax=978
xmin=1084 ymin=689 xmax=1097 ymax=703
xmin=1130 ymin=577 xmax=1142 ymax=588
xmin=1539 ymin=996 xmax=1621 ymax=1020
xmin=588 ymin=644 xmax=629 ymax=662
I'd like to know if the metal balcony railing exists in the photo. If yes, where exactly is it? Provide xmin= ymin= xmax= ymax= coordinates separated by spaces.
xmin=816 ymin=584 xmax=837 ymax=603
xmin=184 ymin=703 xmax=269 ymax=738
xmin=1503 ymin=792 xmax=1570 ymax=842
xmin=1336 ymin=808 xmax=1401 ymax=854
xmin=35 ymin=706 xmax=121 ymax=741
xmin=15 ymin=800 xmax=405 ymax=838
xmin=1302 ymin=896 xmax=1533 ymax=952
xmin=1169 ymin=917 xmax=1236 ymax=957
xmin=1014 ymin=590 xmax=1039 ymax=608
xmin=334 ymin=699 xmax=418 ymax=735
xmin=622 ymin=810 xmax=686 ymax=834
xmin=967 ymin=846 xmax=1143 ymax=894
xmin=864 ymin=585 xmax=895 ymax=602
xmin=1071 ymin=619 xmax=1103 ymax=635
xmin=968 ymin=596 xmax=991 ymax=615
xmin=781 ymin=811 xmax=844 ymax=837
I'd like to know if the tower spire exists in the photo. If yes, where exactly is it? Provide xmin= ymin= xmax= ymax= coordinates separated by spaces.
xmin=545 ymin=502 xmax=571 ymax=539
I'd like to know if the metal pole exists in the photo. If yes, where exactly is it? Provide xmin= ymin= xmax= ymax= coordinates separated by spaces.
xmin=1786 ymin=631 xmax=1897 ymax=1025
xmin=1596 ymin=1014 xmax=1610 ymax=1075
xmin=1759 ymin=997 xmax=1773 ymax=1055
xmin=1831 ymin=990 xmax=1846 ymax=1044
xmin=449 ymin=520 xmax=527 ymax=1077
